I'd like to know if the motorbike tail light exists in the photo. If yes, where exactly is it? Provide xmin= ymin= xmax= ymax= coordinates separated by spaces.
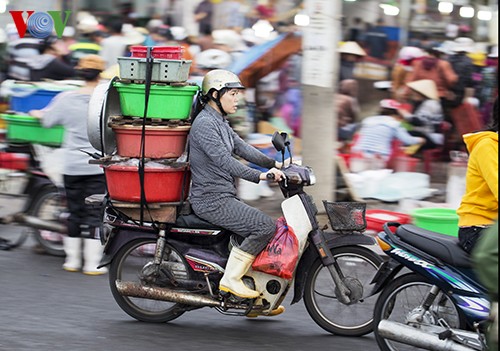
xmin=375 ymin=236 xmax=391 ymax=251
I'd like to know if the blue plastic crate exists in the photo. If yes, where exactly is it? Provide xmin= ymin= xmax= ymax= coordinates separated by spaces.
xmin=9 ymin=89 xmax=62 ymax=113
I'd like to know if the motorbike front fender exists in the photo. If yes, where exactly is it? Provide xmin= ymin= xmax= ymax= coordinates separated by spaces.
xmin=367 ymin=258 xmax=403 ymax=297
xmin=291 ymin=232 xmax=378 ymax=304
xmin=98 ymin=227 xmax=157 ymax=268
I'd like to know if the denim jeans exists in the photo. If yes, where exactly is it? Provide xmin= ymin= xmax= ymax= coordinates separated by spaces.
xmin=458 ymin=226 xmax=488 ymax=254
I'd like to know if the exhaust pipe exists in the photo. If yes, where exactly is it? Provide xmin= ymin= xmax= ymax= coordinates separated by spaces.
xmin=12 ymin=213 xmax=67 ymax=233
xmin=378 ymin=320 xmax=476 ymax=351
xmin=116 ymin=280 xmax=223 ymax=308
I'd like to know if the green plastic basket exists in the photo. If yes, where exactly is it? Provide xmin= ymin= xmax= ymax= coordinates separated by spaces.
xmin=411 ymin=208 xmax=459 ymax=237
xmin=113 ymin=82 xmax=199 ymax=119
xmin=2 ymin=114 xmax=64 ymax=146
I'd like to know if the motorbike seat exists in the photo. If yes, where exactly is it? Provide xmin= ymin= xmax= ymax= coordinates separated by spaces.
xmin=396 ymin=224 xmax=471 ymax=268
xmin=174 ymin=213 xmax=223 ymax=230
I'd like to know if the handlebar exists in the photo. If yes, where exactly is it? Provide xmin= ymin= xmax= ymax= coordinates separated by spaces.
xmin=266 ymin=173 xmax=276 ymax=181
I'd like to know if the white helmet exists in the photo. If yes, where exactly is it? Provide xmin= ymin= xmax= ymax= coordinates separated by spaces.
xmin=196 ymin=49 xmax=232 ymax=70
xmin=170 ymin=26 xmax=188 ymax=41
xmin=398 ymin=46 xmax=424 ymax=61
xmin=201 ymin=69 xmax=244 ymax=96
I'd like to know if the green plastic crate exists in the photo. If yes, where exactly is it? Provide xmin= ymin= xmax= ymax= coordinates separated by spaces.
xmin=2 ymin=114 xmax=64 ymax=146
xmin=113 ymin=82 xmax=199 ymax=119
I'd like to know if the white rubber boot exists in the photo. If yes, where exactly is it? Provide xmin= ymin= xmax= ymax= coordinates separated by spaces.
xmin=219 ymin=247 xmax=260 ymax=299
xmin=62 ymin=236 xmax=82 ymax=272
xmin=82 ymin=239 xmax=107 ymax=275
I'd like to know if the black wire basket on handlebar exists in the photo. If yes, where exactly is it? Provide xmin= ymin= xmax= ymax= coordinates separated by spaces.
xmin=322 ymin=201 xmax=367 ymax=233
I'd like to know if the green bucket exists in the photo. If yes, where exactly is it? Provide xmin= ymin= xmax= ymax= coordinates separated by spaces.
xmin=113 ymin=82 xmax=199 ymax=119
xmin=2 ymin=114 xmax=64 ymax=146
xmin=411 ymin=208 xmax=459 ymax=237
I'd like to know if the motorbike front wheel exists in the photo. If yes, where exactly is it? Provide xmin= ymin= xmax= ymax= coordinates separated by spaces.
xmin=304 ymin=245 xmax=384 ymax=336
xmin=373 ymin=273 xmax=466 ymax=351
xmin=109 ymin=238 xmax=189 ymax=323
xmin=29 ymin=186 xmax=65 ymax=257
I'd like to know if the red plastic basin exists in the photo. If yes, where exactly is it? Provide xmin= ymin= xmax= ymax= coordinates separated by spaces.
xmin=366 ymin=209 xmax=412 ymax=233
xmin=130 ymin=46 xmax=183 ymax=59
xmin=104 ymin=164 xmax=190 ymax=203
xmin=112 ymin=125 xmax=190 ymax=159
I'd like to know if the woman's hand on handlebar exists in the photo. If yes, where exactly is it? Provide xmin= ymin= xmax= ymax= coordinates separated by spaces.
xmin=260 ymin=168 xmax=285 ymax=182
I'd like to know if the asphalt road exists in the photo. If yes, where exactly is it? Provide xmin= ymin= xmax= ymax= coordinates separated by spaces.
xmin=0 ymin=224 xmax=381 ymax=351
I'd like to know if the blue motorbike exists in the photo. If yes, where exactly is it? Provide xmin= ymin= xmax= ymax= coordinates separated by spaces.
xmin=370 ymin=222 xmax=490 ymax=351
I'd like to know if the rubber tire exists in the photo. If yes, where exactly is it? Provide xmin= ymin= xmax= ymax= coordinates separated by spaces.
xmin=373 ymin=273 xmax=467 ymax=351
xmin=109 ymin=238 xmax=188 ymax=323
xmin=0 ymin=228 xmax=29 ymax=249
xmin=304 ymin=246 xmax=384 ymax=336
xmin=29 ymin=186 xmax=65 ymax=257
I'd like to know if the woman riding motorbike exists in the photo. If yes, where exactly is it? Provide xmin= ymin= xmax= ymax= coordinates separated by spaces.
xmin=188 ymin=69 xmax=286 ymax=311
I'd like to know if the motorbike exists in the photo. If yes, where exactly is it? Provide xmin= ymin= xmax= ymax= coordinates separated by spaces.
xmin=96 ymin=132 xmax=384 ymax=336
xmin=0 ymin=143 xmax=66 ymax=256
xmin=369 ymin=222 xmax=490 ymax=351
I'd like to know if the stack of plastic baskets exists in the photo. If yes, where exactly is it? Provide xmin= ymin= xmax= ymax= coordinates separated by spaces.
xmin=102 ymin=46 xmax=199 ymax=222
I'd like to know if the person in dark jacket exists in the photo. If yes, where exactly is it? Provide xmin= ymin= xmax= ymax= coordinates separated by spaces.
xmin=189 ymin=69 xmax=286 ymax=315
xmin=447 ymin=37 xmax=476 ymax=108
xmin=364 ymin=19 xmax=388 ymax=60
xmin=194 ymin=0 xmax=213 ymax=35
xmin=28 ymin=35 xmax=76 ymax=81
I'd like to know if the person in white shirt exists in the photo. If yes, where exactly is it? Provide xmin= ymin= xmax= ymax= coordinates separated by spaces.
xmin=99 ymin=19 xmax=127 ymax=69
xmin=351 ymin=99 xmax=425 ymax=165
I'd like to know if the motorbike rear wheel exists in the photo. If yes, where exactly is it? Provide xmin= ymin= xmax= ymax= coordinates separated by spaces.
xmin=109 ymin=238 xmax=189 ymax=323
xmin=373 ymin=273 xmax=466 ymax=351
xmin=304 ymin=246 xmax=383 ymax=336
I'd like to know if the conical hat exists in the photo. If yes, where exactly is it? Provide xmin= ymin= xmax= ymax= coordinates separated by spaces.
xmin=338 ymin=41 xmax=366 ymax=56
xmin=406 ymin=79 xmax=439 ymax=100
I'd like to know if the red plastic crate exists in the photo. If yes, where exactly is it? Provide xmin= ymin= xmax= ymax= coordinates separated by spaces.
xmin=130 ymin=46 xmax=183 ymax=60
xmin=365 ymin=209 xmax=412 ymax=233
xmin=0 ymin=152 xmax=30 ymax=171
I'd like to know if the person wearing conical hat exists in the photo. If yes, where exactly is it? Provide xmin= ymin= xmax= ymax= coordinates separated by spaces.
xmin=404 ymin=45 xmax=457 ymax=108
xmin=338 ymin=41 xmax=366 ymax=81
xmin=399 ymin=79 xmax=445 ymax=151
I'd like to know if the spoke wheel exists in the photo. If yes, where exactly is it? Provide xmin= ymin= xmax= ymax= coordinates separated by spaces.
xmin=373 ymin=273 xmax=466 ymax=351
xmin=109 ymin=238 xmax=189 ymax=323
xmin=29 ymin=187 xmax=65 ymax=256
xmin=304 ymin=246 xmax=383 ymax=336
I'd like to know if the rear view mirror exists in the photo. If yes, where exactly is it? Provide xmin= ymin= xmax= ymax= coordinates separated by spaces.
xmin=271 ymin=131 xmax=286 ymax=152
xmin=271 ymin=131 xmax=292 ymax=166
